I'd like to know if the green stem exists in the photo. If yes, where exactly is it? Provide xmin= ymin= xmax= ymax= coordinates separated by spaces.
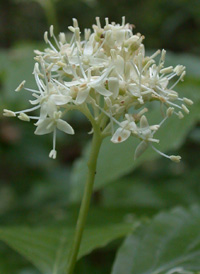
xmin=66 ymin=126 xmax=103 ymax=274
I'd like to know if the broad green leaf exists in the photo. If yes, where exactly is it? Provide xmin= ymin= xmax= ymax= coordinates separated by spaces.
xmin=102 ymin=168 xmax=200 ymax=210
xmin=0 ymin=223 xmax=133 ymax=274
xmin=70 ymin=81 xmax=200 ymax=202
xmin=112 ymin=205 xmax=200 ymax=274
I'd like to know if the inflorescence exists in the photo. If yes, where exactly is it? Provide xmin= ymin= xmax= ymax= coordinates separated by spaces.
xmin=3 ymin=17 xmax=193 ymax=161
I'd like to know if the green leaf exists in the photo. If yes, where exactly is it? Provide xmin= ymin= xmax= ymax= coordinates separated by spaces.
xmin=70 ymin=81 xmax=200 ymax=202
xmin=1 ymin=45 xmax=38 ymax=112
xmin=0 ymin=223 xmax=133 ymax=274
xmin=101 ymin=167 xmax=200 ymax=211
xmin=112 ymin=205 xmax=200 ymax=274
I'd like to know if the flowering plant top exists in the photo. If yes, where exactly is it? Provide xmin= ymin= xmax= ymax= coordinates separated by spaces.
xmin=3 ymin=17 xmax=193 ymax=161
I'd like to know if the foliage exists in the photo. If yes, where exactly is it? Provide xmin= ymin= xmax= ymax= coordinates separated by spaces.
xmin=112 ymin=205 xmax=200 ymax=274
xmin=1 ymin=1 xmax=200 ymax=273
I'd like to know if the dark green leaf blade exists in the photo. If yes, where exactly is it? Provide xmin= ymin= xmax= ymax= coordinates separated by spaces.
xmin=0 ymin=223 xmax=133 ymax=274
xmin=112 ymin=205 xmax=200 ymax=274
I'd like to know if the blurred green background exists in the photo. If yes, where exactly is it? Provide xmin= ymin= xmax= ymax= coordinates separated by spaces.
xmin=0 ymin=0 xmax=200 ymax=273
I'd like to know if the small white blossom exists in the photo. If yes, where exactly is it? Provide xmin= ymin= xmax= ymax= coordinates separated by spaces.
xmin=3 ymin=17 xmax=193 ymax=160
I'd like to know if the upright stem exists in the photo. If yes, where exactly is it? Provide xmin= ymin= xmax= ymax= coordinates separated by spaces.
xmin=66 ymin=127 xmax=103 ymax=274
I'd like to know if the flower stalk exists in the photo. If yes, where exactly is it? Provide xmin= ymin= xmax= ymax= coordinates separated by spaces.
xmin=66 ymin=125 xmax=103 ymax=274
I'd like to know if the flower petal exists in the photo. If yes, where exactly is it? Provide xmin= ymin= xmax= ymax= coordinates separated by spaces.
xmin=83 ymin=38 xmax=94 ymax=56
xmin=140 ymin=115 xmax=149 ymax=128
xmin=34 ymin=118 xmax=54 ymax=135
xmin=75 ymin=87 xmax=90 ymax=104
xmin=57 ymin=119 xmax=74 ymax=135
xmin=134 ymin=141 xmax=148 ymax=160
xmin=128 ymin=83 xmax=140 ymax=97
xmin=115 ymin=55 xmax=124 ymax=75
xmin=93 ymin=84 xmax=112 ymax=96
xmin=111 ymin=127 xmax=131 ymax=143
xmin=108 ymin=77 xmax=119 ymax=99
xmin=51 ymin=95 xmax=71 ymax=105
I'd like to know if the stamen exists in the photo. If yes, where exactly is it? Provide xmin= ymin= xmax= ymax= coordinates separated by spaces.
xmin=76 ymin=52 xmax=87 ymax=80
xmin=15 ymin=80 xmax=26 ymax=92
xmin=24 ymin=88 xmax=40 ymax=94
xmin=181 ymin=104 xmax=189 ymax=114
xmin=95 ymin=17 xmax=101 ymax=28
xmin=169 ymin=74 xmax=183 ymax=90
xmin=169 ymin=155 xmax=181 ymax=163
xmin=18 ymin=113 xmax=30 ymax=122
xmin=3 ymin=109 xmax=16 ymax=117
xmin=44 ymin=30 xmax=58 ymax=53
xmin=53 ymin=129 xmax=56 ymax=151
xmin=151 ymin=145 xmax=170 ymax=159
xmin=130 ymin=61 xmax=140 ymax=76
xmin=105 ymin=18 xmax=109 ymax=27
xmin=14 ymin=105 xmax=40 ymax=114
xmin=166 ymin=100 xmax=182 ymax=109
xmin=122 ymin=16 xmax=125 ymax=26
xmin=149 ymin=49 xmax=161 ymax=59
xmin=183 ymin=97 xmax=193 ymax=105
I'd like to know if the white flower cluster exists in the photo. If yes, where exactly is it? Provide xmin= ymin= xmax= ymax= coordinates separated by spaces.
xmin=3 ymin=17 xmax=193 ymax=161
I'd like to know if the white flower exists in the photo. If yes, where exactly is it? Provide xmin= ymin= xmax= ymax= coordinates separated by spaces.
xmin=3 ymin=17 xmax=193 ymax=161
xmin=34 ymin=111 xmax=74 ymax=158
xmin=111 ymin=114 xmax=137 ymax=143
xmin=34 ymin=111 xmax=74 ymax=136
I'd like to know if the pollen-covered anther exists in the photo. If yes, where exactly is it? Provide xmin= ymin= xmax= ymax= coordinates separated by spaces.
xmin=18 ymin=113 xmax=30 ymax=122
xmin=150 ymin=125 xmax=160 ymax=131
xmin=50 ymin=25 xmax=54 ymax=37
xmin=49 ymin=149 xmax=57 ymax=159
xmin=183 ymin=97 xmax=193 ymax=105
xmin=3 ymin=109 xmax=16 ymax=117
xmin=15 ymin=80 xmax=26 ymax=92
xmin=160 ymin=66 xmax=173 ymax=74
xmin=44 ymin=31 xmax=48 ymax=43
xmin=169 ymin=155 xmax=181 ymax=163
xmin=180 ymin=71 xmax=186 ymax=81
xmin=167 ymin=107 xmax=174 ymax=117
xmin=168 ymin=93 xmax=178 ymax=100
xmin=34 ymin=50 xmax=43 ymax=55
xmin=178 ymin=111 xmax=184 ymax=119
xmin=59 ymin=32 xmax=66 ymax=44
xmin=181 ymin=104 xmax=190 ymax=114
xmin=174 ymin=65 xmax=185 ymax=76
xmin=68 ymin=26 xmax=75 ymax=33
